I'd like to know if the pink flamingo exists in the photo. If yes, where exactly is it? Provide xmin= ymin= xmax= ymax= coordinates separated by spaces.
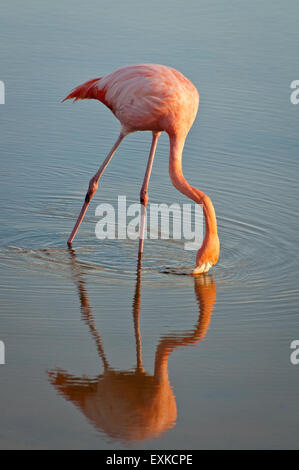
xmin=62 ymin=64 xmax=219 ymax=274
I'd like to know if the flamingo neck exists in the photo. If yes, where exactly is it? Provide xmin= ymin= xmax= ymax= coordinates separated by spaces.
xmin=168 ymin=133 xmax=218 ymax=239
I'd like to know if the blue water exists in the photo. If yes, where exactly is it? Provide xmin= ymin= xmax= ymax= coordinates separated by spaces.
xmin=0 ymin=0 xmax=299 ymax=449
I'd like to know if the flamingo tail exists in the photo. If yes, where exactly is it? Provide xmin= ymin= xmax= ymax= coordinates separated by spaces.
xmin=61 ymin=77 xmax=105 ymax=103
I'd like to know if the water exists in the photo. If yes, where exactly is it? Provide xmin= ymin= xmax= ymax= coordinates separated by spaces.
xmin=0 ymin=0 xmax=299 ymax=449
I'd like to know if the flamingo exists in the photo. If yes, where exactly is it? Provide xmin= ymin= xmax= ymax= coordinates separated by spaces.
xmin=62 ymin=64 xmax=219 ymax=274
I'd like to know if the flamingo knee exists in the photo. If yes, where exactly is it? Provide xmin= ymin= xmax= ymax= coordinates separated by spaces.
xmin=140 ymin=189 xmax=149 ymax=208
xmin=85 ymin=176 xmax=99 ymax=203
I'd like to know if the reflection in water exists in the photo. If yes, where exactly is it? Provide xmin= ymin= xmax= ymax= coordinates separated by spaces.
xmin=48 ymin=250 xmax=217 ymax=443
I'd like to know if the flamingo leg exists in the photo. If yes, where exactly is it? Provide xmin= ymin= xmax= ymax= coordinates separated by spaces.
xmin=138 ymin=131 xmax=160 ymax=257
xmin=132 ymin=260 xmax=143 ymax=371
xmin=67 ymin=133 xmax=125 ymax=245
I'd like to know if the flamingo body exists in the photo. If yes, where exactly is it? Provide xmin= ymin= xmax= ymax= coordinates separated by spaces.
xmin=63 ymin=64 xmax=219 ymax=273
xmin=63 ymin=64 xmax=199 ymax=136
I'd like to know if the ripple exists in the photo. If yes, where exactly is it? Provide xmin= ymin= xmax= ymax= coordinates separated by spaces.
xmin=0 ymin=206 xmax=294 ymax=291
xmin=0 ymin=176 xmax=298 ymax=302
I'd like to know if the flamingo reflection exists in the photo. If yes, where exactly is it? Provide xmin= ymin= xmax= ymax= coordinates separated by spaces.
xmin=48 ymin=251 xmax=216 ymax=443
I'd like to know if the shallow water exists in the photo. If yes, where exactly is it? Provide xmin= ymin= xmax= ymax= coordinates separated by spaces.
xmin=0 ymin=0 xmax=299 ymax=449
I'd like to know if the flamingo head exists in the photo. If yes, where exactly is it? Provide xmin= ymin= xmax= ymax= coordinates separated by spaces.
xmin=192 ymin=234 xmax=220 ymax=275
